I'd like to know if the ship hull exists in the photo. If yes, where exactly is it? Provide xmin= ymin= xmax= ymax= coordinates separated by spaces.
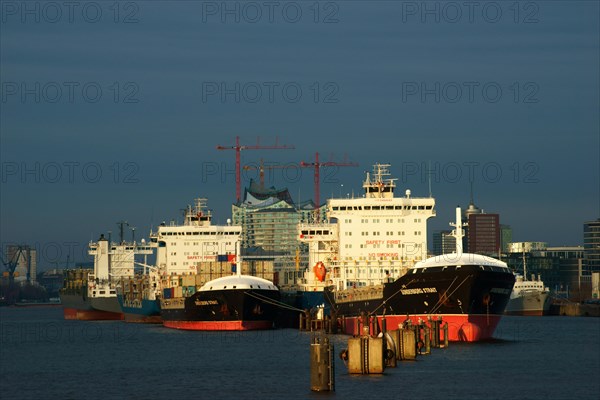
xmin=117 ymin=295 xmax=162 ymax=323
xmin=505 ymin=291 xmax=551 ymax=316
xmin=327 ymin=265 xmax=515 ymax=342
xmin=161 ymin=288 xmax=280 ymax=331
xmin=339 ymin=314 xmax=503 ymax=342
xmin=90 ymin=296 xmax=123 ymax=314
xmin=59 ymin=292 xmax=123 ymax=321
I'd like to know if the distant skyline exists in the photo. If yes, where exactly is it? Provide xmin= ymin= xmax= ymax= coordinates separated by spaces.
xmin=1 ymin=1 xmax=598 ymax=270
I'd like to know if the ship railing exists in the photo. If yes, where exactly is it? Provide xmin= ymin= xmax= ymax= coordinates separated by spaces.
xmin=334 ymin=285 xmax=385 ymax=303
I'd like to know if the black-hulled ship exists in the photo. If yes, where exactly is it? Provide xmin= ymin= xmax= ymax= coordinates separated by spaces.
xmin=161 ymin=274 xmax=280 ymax=330
xmin=160 ymin=243 xmax=280 ymax=331
xmin=328 ymin=252 xmax=515 ymax=341
xmin=325 ymin=207 xmax=515 ymax=341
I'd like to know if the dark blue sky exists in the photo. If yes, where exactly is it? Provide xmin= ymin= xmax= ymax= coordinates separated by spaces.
xmin=1 ymin=1 xmax=598 ymax=268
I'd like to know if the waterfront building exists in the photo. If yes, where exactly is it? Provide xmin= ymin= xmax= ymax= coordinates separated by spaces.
xmin=500 ymin=224 xmax=512 ymax=253
xmin=4 ymin=245 xmax=37 ymax=283
xmin=505 ymin=243 xmax=587 ymax=300
xmin=432 ymin=230 xmax=455 ymax=256
xmin=468 ymin=212 xmax=500 ymax=256
xmin=583 ymin=218 xmax=600 ymax=273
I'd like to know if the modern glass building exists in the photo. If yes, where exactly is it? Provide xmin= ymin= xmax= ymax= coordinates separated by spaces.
xmin=232 ymin=180 xmax=326 ymax=274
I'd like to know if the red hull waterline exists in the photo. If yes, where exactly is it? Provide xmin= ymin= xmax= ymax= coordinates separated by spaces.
xmin=63 ymin=308 xmax=124 ymax=321
xmin=163 ymin=320 xmax=274 ymax=331
xmin=339 ymin=314 xmax=503 ymax=342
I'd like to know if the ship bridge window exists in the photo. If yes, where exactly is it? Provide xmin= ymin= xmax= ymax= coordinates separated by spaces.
xmin=372 ymin=206 xmax=381 ymax=210
xmin=340 ymin=206 xmax=347 ymax=210
xmin=332 ymin=206 xmax=339 ymax=211
xmin=364 ymin=206 xmax=371 ymax=210
xmin=385 ymin=206 xmax=393 ymax=210
xmin=426 ymin=206 xmax=433 ymax=210
xmin=99 ymin=290 xmax=106 ymax=294
xmin=394 ymin=206 xmax=402 ymax=210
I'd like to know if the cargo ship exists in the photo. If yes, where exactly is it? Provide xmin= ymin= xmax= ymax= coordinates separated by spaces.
xmin=293 ymin=164 xmax=515 ymax=341
xmin=117 ymin=198 xmax=243 ymax=322
xmin=59 ymin=268 xmax=120 ymax=320
xmin=160 ymin=243 xmax=280 ymax=330
xmin=60 ymin=232 xmax=153 ymax=320
xmin=118 ymin=269 xmax=162 ymax=323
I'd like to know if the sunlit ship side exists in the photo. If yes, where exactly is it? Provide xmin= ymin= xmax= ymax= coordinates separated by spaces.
xmin=60 ymin=234 xmax=153 ymax=321
xmin=161 ymin=274 xmax=280 ymax=330
xmin=504 ymin=274 xmax=551 ymax=316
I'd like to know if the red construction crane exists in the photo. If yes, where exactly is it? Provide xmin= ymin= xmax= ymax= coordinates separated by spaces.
xmin=216 ymin=136 xmax=294 ymax=202
xmin=242 ymin=158 xmax=293 ymax=190
xmin=300 ymin=152 xmax=358 ymax=209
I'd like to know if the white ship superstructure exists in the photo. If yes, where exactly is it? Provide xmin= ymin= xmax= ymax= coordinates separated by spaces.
xmin=87 ymin=235 xmax=153 ymax=312
xmin=150 ymin=198 xmax=242 ymax=276
xmin=297 ymin=163 xmax=435 ymax=291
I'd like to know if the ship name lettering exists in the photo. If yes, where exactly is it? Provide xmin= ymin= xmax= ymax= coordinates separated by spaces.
xmin=401 ymin=287 xmax=437 ymax=295
xmin=195 ymin=300 xmax=219 ymax=306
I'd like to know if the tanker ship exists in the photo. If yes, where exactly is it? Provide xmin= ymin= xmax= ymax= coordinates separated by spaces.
xmin=294 ymin=164 xmax=515 ymax=341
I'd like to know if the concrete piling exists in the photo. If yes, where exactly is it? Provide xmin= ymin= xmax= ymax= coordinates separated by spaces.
xmin=310 ymin=334 xmax=335 ymax=392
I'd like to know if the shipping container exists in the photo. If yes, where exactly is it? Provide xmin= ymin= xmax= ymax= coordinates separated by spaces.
xmin=182 ymin=275 xmax=195 ymax=286
xmin=174 ymin=286 xmax=183 ymax=298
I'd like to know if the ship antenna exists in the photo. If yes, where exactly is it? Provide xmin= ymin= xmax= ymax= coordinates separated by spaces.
xmin=448 ymin=206 xmax=464 ymax=255
xmin=522 ymin=247 xmax=527 ymax=281
xmin=469 ymin=180 xmax=474 ymax=205
xmin=236 ymin=240 xmax=242 ymax=277
xmin=117 ymin=221 xmax=129 ymax=244
xmin=428 ymin=160 xmax=432 ymax=198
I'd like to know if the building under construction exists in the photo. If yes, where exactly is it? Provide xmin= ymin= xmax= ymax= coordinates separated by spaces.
xmin=232 ymin=180 xmax=326 ymax=283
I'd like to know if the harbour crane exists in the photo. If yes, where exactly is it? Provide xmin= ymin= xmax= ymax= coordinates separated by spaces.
xmin=300 ymin=152 xmax=358 ymax=209
xmin=216 ymin=136 xmax=295 ymax=203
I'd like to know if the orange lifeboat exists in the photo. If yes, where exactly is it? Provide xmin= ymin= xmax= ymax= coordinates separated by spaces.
xmin=313 ymin=262 xmax=327 ymax=282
